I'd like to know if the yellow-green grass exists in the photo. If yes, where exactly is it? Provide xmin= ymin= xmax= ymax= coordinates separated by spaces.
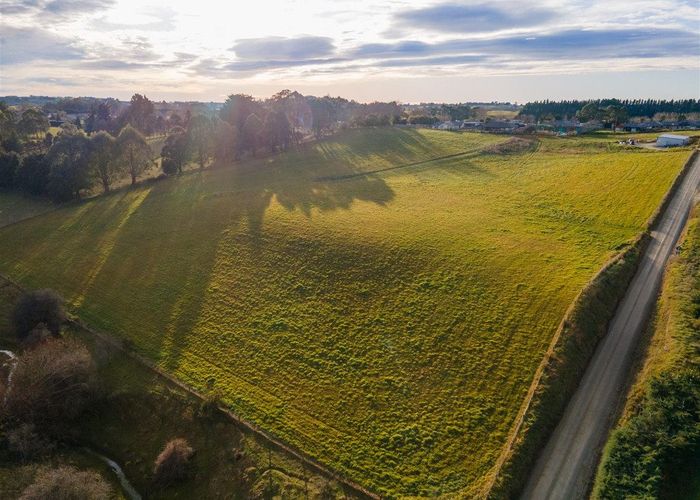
xmin=0 ymin=128 xmax=690 ymax=496
xmin=595 ymin=204 xmax=700 ymax=500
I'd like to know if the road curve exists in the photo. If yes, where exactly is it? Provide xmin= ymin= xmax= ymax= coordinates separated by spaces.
xmin=522 ymin=151 xmax=700 ymax=500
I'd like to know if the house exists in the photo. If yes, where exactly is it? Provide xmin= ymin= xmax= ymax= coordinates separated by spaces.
xmin=435 ymin=120 xmax=462 ymax=131
xmin=461 ymin=121 xmax=482 ymax=130
xmin=482 ymin=120 xmax=519 ymax=133
xmin=656 ymin=134 xmax=690 ymax=147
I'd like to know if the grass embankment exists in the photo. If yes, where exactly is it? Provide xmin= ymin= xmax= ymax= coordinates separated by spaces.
xmin=0 ymin=278 xmax=358 ymax=499
xmin=593 ymin=203 xmax=700 ymax=500
xmin=0 ymin=128 xmax=690 ymax=496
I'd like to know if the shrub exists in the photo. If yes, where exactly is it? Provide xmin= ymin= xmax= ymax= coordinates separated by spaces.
xmin=20 ymin=465 xmax=111 ymax=500
xmin=593 ymin=370 xmax=700 ymax=499
xmin=3 ymin=338 xmax=98 ymax=427
xmin=153 ymin=438 xmax=194 ymax=485
xmin=6 ymin=423 xmax=54 ymax=461
xmin=15 ymin=153 xmax=49 ymax=196
xmin=0 ymin=150 xmax=20 ymax=188
xmin=12 ymin=289 xmax=65 ymax=341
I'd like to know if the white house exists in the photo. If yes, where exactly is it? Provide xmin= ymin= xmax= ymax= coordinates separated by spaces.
xmin=656 ymin=134 xmax=690 ymax=147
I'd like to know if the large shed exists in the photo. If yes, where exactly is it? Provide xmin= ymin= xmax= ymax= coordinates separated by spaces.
xmin=656 ymin=134 xmax=690 ymax=147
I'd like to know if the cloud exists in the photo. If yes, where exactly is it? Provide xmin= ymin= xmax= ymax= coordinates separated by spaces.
xmin=352 ymin=28 xmax=700 ymax=62
xmin=393 ymin=2 xmax=556 ymax=33
xmin=231 ymin=36 xmax=336 ymax=61
xmin=186 ymin=26 xmax=699 ymax=79
xmin=0 ymin=0 xmax=113 ymax=15
xmin=92 ymin=6 xmax=176 ymax=31
xmin=44 ymin=0 xmax=114 ymax=14
xmin=352 ymin=41 xmax=432 ymax=59
xmin=0 ymin=25 xmax=85 ymax=64
xmin=26 ymin=75 xmax=80 ymax=86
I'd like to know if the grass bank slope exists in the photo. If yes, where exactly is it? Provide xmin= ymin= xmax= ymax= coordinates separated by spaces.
xmin=594 ymin=204 xmax=700 ymax=500
xmin=0 ymin=128 xmax=689 ymax=496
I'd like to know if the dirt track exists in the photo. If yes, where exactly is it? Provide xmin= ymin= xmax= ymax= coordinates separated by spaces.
xmin=521 ymin=151 xmax=700 ymax=500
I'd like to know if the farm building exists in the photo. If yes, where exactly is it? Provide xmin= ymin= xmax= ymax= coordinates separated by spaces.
xmin=656 ymin=134 xmax=690 ymax=147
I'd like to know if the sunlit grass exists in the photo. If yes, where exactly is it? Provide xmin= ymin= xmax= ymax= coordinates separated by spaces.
xmin=0 ymin=128 xmax=689 ymax=496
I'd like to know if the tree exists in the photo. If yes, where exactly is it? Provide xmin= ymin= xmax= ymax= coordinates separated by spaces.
xmin=19 ymin=466 xmax=111 ymax=500
xmin=268 ymin=89 xmax=311 ymax=142
xmin=577 ymin=102 xmax=601 ymax=122
xmin=167 ymin=113 xmax=183 ymax=129
xmin=117 ymin=124 xmax=152 ymax=186
xmin=220 ymin=94 xmax=261 ymax=133
xmin=261 ymin=110 xmax=292 ymax=152
xmin=186 ymin=114 xmax=214 ymax=170
xmin=18 ymin=109 xmax=49 ymax=140
xmin=0 ymin=151 xmax=20 ymax=188
xmin=242 ymin=113 xmax=263 ymax=156
xmin=15 ymin=153 xmax=50 ymax=196
xmin=161 ymin=127 xmax=189 ymax=175
xmin=308 ymin=97 xmax=335 ymax=139
xmin=88 ymin=131 xmax=118 ymax=193
xmin=153 ymin=438 xmax=194 ymax=485
xmin=12 ymin=289 xmax=66 ymax=340
xmin=125 ymin=93 xmax=156 ymax=134
xmin=3 ymin=338 xmax=98 ymax=426
xmin=212 ymin=118 xmax=237 ymax=164
xmin=604 ymin=105 xmax=629 ymax=130
xmin=0 ymin=101 xmax=17 ymax=145
xmin=46 ymin=129 xmax=91 ymax=201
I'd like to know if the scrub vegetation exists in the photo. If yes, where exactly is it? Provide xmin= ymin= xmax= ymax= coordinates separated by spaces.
xmin=0 ymin=127 xmax=690 ymax=496
xmin=594 ymin=204 xmax=700 ymax=500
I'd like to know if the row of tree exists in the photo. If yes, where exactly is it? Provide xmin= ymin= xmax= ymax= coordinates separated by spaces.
xmin=0 ymin=124 xmax=153 ymax=201
xmin=519 ymin=99 xmax=700 ymax=121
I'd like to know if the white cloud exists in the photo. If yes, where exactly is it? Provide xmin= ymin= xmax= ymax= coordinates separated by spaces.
xmin=0 ymin=0 xmax=699 ymax=100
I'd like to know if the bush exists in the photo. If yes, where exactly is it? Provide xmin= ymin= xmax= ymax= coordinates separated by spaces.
xmin=6 ymin=423 xmax=54 ymax=461
xmin=153 ymin=438 xmax=194 ymax=485
xmin=12 ymin=289 xmax=66 ymax=341
xmin=15 ymin=153 xmax=49 ymax=196
xmin=3 ymin=338 xmax=98 ymax=427
xmin=20 ymin=465 xmax=111 ymax=500
xmin=593 ymin=370 xmax=700 ymax=499
xmin=0 ymin=150 xmax=20 ymax=188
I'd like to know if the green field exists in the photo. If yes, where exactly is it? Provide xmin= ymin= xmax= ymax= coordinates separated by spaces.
xmin=0 ymin=128 xmax=690 ymax=496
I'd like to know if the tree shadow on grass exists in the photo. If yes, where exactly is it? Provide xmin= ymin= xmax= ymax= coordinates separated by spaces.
xmin=21 ymin=140 xmax=398 ymax=372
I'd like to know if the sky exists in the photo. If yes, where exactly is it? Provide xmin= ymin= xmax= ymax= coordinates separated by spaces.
xmin=1 ymin=0 xmax=699 ymax=103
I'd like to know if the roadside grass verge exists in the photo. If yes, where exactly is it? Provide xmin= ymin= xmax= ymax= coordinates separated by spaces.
xmin=593 ymin=203 xmax=700 ymax=500
xmin=0 ymin=129 xmax=690 ymax=496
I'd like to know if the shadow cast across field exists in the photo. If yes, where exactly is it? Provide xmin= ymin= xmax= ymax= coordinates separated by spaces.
xmin=13 ymin=146 xmax=397 ymax=372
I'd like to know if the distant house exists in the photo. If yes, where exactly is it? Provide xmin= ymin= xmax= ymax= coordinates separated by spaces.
xmin=482 ymin=120 xmax=519 ymax=133
xmin=656 ymin=134 xmax=690 ymax=147
xmin=436 ymin=120 xmax=462 ymax=131
xmin=461 ymin=121 xmax=482 ymax=130
xmin=622 ymin=121 xmax=661 ymax=132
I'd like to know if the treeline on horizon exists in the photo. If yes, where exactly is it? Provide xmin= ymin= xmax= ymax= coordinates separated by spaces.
xmin=0 ymin=90 xmax=413 ymax=203
xmin=520 ymin=99 xmax=700 ymax=121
